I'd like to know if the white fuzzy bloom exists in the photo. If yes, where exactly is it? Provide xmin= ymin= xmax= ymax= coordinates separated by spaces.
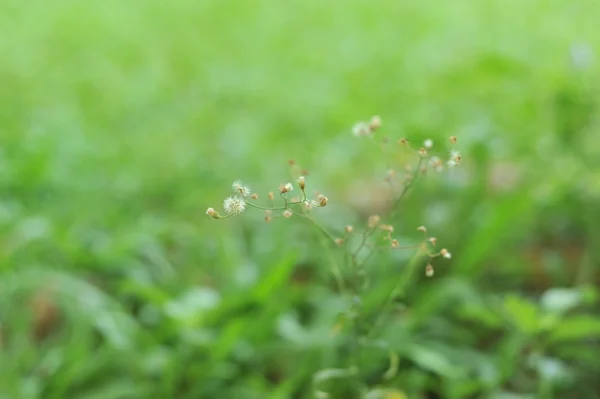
xmin=284 ymin=182 xmax=294 ymax=192
xmin=223 ymin=196 xmax=246 ymax=215
xmin=450 ymin=150 xmax=461 ymax=159
xmin=424 ymin=139 xmax=433 ymax=149
xmin=447 ymin=159 xmax=457 ymax=168
xmin=352 ymin=121 xmax=371 ymax=137
xmin=232 ymin=180 xmax=251 ymax=197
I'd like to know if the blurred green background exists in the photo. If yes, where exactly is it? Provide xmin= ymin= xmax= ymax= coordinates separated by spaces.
xmin=2 ymin=1 xmax=600 ymax=398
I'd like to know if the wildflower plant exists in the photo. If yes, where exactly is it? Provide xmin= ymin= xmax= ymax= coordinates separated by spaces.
xmin=207 ymin=116 xmax=462 ymax=397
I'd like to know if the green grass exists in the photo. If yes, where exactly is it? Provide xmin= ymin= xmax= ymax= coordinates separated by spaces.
xmin=1 ymin=1 xmax=600 ymax=398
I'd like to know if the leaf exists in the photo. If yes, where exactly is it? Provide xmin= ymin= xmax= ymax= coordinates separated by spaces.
xmin=503 ymin=295 xmax=539 ymax=335
xmin=366 ymin=389 xmax=408 ymax=399
xmin=547 ymin=315 xmax=600 ymax=343
xmin=252 ymin=251 xmax=297 ymax=302
xmin=406 ymin=344 xmax=457 ymax=377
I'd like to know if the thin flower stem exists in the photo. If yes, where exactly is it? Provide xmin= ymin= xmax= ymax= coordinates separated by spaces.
xmin=391 ymin=156 xmax=425 ymax=214
xmin=246 ymin=200 xmax=305 ymax=211
xmin=289 ymin=209 xmax=347 ymax=294
xmin=367 ymin=251 xmax=426 ymax=338
xmin=246 ymin=202 xmax=288 ymax=211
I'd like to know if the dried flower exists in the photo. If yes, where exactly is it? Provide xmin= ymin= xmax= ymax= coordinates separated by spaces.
xmin=223 ymin=196 xmax=246 ymax=215
xmin=449 ymin=136 xmax=457 ymax=145
xmin=398 ymin=138 xmax=408 ymax=146
xmin=319 ymin=196 xmax=328 ymax=207
xmin=250 ymin=193 xmax=259 ymax=200
xmin=282 ymin=209 xmax=293 ymax=218
xmin=391 ymin=239 xmax=400 ymax=249
xmin=418 ymin=147 xmax=427 ymax=157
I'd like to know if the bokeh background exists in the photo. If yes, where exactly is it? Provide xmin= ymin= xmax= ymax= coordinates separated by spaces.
xmin=2 ymin=1 xmax=600 ymax=398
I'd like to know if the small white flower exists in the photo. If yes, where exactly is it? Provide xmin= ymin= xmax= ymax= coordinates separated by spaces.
xmin=352 ymin=121 xmax=371 ymax=137
xmin=450 ymin=150 xmax=461 ymax=159
xmin=232 ymin=180 xmax=251 ymax=197
xmin=424 ymin=139 xmax=433 ymax=149
xmin=447 ymin=159 xmax=457 ymax=168
xmin=223 ymin=196 xmax=246 ymax=215
xmin=284 ymin=182 xmax=294 ymax=192
xmin=440 ymin=248 xmax=452 ymax=259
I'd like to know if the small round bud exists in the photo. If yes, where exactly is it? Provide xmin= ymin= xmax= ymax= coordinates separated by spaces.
xmin=282 ymin=210 xmax=293 ymax=218
xmin=440 ymin=248 xmax=452 ymax=259
xmin=417 ymin=225 xmax=427 ymax=233
xmin=425 ymin=264 xmax=435 ymax=277
xmin=345 ymin=225 xmax=354 ymax=234
xmin=398 ymin=138 xmax=408 ymax=146
xmin=251 ymin=193 xmax=258 ymax=200
xmin=391 ymin=239 xmax=400 ymax=249
xmin=288 ymin=159 xmax=296 ymax=166
xmin=265 ymin=215 xmax=272 ymax=223
xmin=334 ymin=238 xmax=345 ymax=246
xmin=424 ymin=139 xmax=433 ymax=149
xmin=268 ymin=192 xmax=275 ymax=201
xmin=418 ymin=147 xmax=427 ymax=157
xmin=428 ymin=237 xmax=437 ymax=246
xmin=449 ymin=136 xmax=457 ymax=145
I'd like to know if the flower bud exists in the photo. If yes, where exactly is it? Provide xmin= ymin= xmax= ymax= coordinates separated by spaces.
xmin=425 ymin=264 xmax=435 ymax=277
xmin=297 ymin=176 xmax=306 ymax=190
xmin=206 ymin=208 xmax=221 ymax=219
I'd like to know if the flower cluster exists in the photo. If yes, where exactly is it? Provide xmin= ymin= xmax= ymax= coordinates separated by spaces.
xmin=206 ymin=175 xmax=328 ymax=220
xmin=352 ymin=115 xmax=382 ymax=137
